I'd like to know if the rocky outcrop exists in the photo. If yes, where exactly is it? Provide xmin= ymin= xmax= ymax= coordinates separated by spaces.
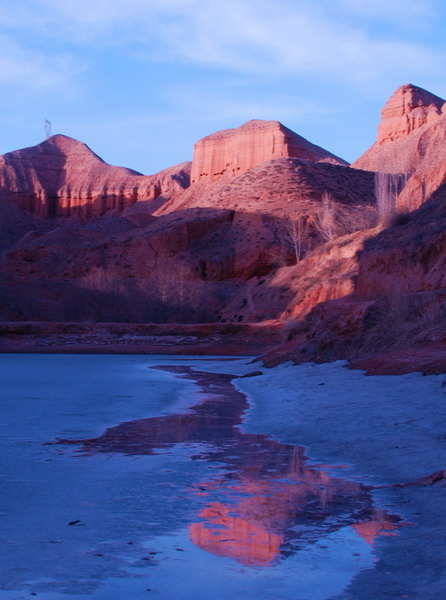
xmin=190 ymin=120 xmax=347 ymax=184
xmin=155 ymin=158 xmax=375 ymax=284
xmin=0 ymin=152 xmax=375 ymax=323
xmin=0 ymin=135 xmax=190 ymax=219
xmin=352 ymin=84 xmax=446 ymax=173
xmin=353 ymin=84 xmax=446 ymax=174
xmin=377 ymin=84 xmax=445 ymax=146
xmin=161 ymin=157 xmax=374 ymax=217
xmin=351 ymin=84 xmax=446 ymax=215
xmin=355 ymin=184 xmax=446 ymax=299
xmin=264 ymin=184 xmax=446 ymax=369
xmin=219 ymin=228 xmax=376 ymax=323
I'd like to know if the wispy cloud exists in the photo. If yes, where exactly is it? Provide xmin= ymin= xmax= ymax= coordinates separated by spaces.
xmin=1 ymin=0 xmax=443 ymax=89
xmin=330 ymin=0 xmax=438 ymax=22
xmin=1 ymin=0 xmax=445 ymax=172
xmin=0 ymin=34 xmax=81 ymax=91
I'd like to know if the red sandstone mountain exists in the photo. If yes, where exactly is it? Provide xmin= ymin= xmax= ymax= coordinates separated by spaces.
xmin=0 ymin=121 xmax=375 ymax=324
xmin=0 ymin=134 xmax=190 ymax=219
xmin=353 ymin=84 xmax=446 ymax=213
xmin=265 ymin=183 xmax=446 ymax=371
xmin=191 ymin=119 xmax=347 ymax=184
xmin=353 ymin=84 xmax=446 ymax=173
xmin=0 ymin=156 xmax=374 ymax=323
xmin=257 ymin=85 xmax=446 ymax=370
xmin=3 ymin=87 xmax=446 ymax=374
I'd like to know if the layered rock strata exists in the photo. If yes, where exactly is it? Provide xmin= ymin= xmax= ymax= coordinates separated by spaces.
xmin=0 ymin=135 xmax=191 ymax=219
xmin=190 ymin=120 xmax=347 ymax=184
xmin=353 ymin=84 xmax=446 ymax=174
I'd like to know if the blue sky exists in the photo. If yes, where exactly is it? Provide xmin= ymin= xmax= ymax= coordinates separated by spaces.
xmin=1 ymin=0 xmax=446 ymax=174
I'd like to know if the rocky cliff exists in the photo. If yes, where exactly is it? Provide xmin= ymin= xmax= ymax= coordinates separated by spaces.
xmin=352 ymin=84 xmax=446 ymax=214
xmin=0 ymin=135 xmax=191 ymax=219
xmin=353 ymin=84 xmax=446 ymax=174
xmin=377 ymin=84 xmax=445 ymax=146
xmin=0 ymin=123 xmax=375 ymax=324
xmin=264 ymin=182 xmax=446 ymax=372
xmin=3 ymin=84 xmax=446 ymax=376
xmin=190 ymin=119 xmax=347 ymax=184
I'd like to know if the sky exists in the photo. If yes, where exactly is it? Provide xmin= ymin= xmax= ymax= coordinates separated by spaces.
xmin=1 ymin=0 xmax=446 ymax=174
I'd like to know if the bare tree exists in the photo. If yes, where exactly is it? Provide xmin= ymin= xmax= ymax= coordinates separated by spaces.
xmin=153 ymin=267 xmax=175 ymax=304
xmin=79 ymin=267 xmax=126 ymax=295
xmin=314 ymin=192 xmax=337 ymax=241
xmin=150 ymin=261 xmax=209 ymax=322
xmin=285 ymin=213 xmax=307 ymax=264
xmin=314 ymin=192 xmax=378 ymax=242
xmin=188 ymin=278 xmax=206 ymax=322
xmin=375 ymin=171 xmax=410 ymax=227
xmin=337 ymin=204 xmax=377 ymax=234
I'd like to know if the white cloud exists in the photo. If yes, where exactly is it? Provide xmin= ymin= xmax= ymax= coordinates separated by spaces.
xmin=329 ymin=0 xmax=438 ymax=22
xmin=0 ymin=35 xmax=81 ymax=91
xmin=0 ymin=0 xmax=443 ymax=91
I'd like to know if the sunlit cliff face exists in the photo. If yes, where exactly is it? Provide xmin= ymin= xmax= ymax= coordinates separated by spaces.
xmin=58 ymin=366 xmax=402 ymax=566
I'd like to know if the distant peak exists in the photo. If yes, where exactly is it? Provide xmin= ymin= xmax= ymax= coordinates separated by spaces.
xmin=46 ymin=133 xmax=78 ymax=143
xmin=191 ymin=118 xmax=346 ymax=184
xmin=38 ymin=134 xmax=106 ymax=163
xmin=42 ymin=133 xmax=98 ymax=151
xmin=390 ymin=83 xmax=445 ymax=108
xmin=239 ymin=119 xmax=283 ymax=129
xmin=377 ymin=84 xmax=446 ymax=145
xmin=198 ymin=119 xmax=285 ymax=143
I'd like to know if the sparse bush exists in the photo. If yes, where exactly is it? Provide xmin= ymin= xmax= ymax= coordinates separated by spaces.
xmin=282 ymin=318 xmax=306 ymax=341
xmin=314 ymin=192 xmax=377 ymax=241
xmin=314 ymin=192 xmax=337 ymax=241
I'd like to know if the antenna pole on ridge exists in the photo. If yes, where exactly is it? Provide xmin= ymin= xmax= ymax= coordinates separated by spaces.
xmin=44 ymin=119 xmax=52 ymax=139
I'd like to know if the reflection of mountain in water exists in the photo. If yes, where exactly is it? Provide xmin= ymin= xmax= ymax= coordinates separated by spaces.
xmin=57 ymin=366 xmax=401 ymax=567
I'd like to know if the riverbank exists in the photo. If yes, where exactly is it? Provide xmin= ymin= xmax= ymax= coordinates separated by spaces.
xmin=231 ymin=360 xmax=446 ymax=600
xmin=0 ymin=321 xmax=281 ymax=356
xmin=3 ymin=320 xmax=446 ymax=377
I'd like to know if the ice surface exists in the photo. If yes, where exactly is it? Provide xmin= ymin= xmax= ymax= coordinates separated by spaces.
xmin=1 ymin=355 xmax=444 ymax=599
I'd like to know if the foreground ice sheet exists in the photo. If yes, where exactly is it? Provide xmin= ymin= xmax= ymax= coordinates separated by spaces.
xmin=1 ymin=354 xmax=444 ymax=599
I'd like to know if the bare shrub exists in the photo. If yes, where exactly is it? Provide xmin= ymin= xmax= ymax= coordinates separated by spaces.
xmin=282 ymin=318 xmax=307 ymax=341
xmin=314 ymin=192 xmax=337 ymax=241
xmin=314 ymin=193 xmax=376 ymax=241
xmin=336 ymin=204 xmax=377 ymax=234
xmin=148 ymin=261 xmax=208 ymax=322
xmin=266 ymin=245 xmax=290 ymax=268
xmin=79 ymin=267 xmax=127 ymax=295
xmin=361 ymin=293 xmax=446 ymax=352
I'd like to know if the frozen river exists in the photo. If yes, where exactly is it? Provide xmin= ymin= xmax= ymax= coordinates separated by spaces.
xmin=0 ymin=354 xmax=403 ymax=600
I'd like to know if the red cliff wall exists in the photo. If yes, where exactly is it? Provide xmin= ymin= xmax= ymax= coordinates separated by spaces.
xmin=190 ymin=119 xmax=347 ymax=184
